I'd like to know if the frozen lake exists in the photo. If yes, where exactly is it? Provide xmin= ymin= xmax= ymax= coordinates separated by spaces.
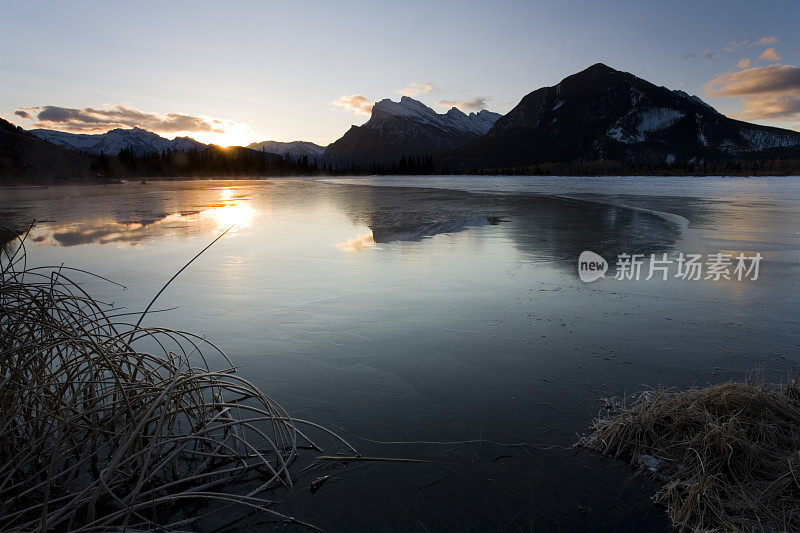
xmin=2 ymin=175 xmax=800 ymax=530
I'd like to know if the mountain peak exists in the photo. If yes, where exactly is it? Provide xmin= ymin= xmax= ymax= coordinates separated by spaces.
xmin=325 ymin=95 xmax=501 ymax=166
xmin=372 ymin=96 xmax=436 ymax=119
xmin=584 ymin=62 xmax=616 ymax=73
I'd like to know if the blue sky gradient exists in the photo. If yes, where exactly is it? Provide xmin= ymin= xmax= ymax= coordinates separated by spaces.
xmin=1 ymin=0 xmax=798 ymax=145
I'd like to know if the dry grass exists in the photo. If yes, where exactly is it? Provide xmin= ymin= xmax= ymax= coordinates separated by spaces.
xmin=580 ymin=376 xmax=800 ymax=531
xmin=0 ymin=233 xmax=357 ymax=531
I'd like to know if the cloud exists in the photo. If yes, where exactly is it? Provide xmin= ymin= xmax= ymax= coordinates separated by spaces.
xmin=754 ymin=36 xmax=779 ymax=46
xmin=759 ymin=48 xmax=782 ymax=62
xmin=396 ymin=82 xmax=437 ymax=97
xmin=684 ymin=53 xmax=696 ymax=61
xmin=437 ymin=97 xmax=490 ymax=112
xmin=16 ymin=105 xmax=223 ymax=133
xmin=331 ymin=94 xmax=374 ymax=115
xmin=723 ymin=36 xmax=779 ymax=52
xmin=703 ymin=49 xmax=716 ymax=59
xmin=738 ymin=58 xmax=752 ymax=69
xmin=705 ymin=65 xmax=800 ymax=121
xmin=724 ymin=40 xmax=748 ymax=52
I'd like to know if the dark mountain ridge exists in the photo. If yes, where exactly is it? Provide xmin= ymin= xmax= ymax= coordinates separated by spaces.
xmin=0 ymin=117 xmax=97 ymax=184
xmin=448 ymin=63 xmax=800 ymax=172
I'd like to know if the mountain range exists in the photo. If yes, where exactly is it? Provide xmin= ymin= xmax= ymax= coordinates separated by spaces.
xmin=4 ymin=63 xmax=800 ymax=182
xmin=29 ymin=127 xmax=208 ymax=156
xmin=29 ymin=127 xmax=329 ymax=161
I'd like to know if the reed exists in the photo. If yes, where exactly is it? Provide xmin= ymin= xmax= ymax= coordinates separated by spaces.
xmin=0 ymin=232 xmax=357 ymax=531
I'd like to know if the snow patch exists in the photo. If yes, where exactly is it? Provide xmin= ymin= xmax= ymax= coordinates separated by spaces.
xmin=606 ymin=107 xmax=684 ymax=143
xmin=638 ymin=108 xmax=684 ymax=133
xmin=719 ymin=139 xmax=738 ymax=153
xmin=636 ymin=454 xmax=661 ymax=472
xmin=739 ymin=128 xmax=800 ymax=151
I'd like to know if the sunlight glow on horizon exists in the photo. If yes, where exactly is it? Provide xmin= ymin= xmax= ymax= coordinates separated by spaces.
xmin=174 ymin=121 xmax=261 ymax=148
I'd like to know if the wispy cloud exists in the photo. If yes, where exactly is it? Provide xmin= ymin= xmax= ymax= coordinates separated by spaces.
xmin=703 ymin=49 xmax=716 ymax=59
xmin=16 ymin=105 xmax=225 ymax=134
xmin=396 ymin=82 xmax=437 ymax=97
xmin=331 ymin=94 xmax=374 ymax=115
xmin=759 ymin=48 xmax=782 ymax=62
xmin=684 ymin=53 xmax=696 ymax=61
xmin=754 ymin=36 xmax=779 ymax=46
xmin=738 ymin=58 xmax=751 ymax=69
xmin=705 ymin=65 xmax=800 ymax=121
xmin=723 ymin=36 xmax=779 ymax=52
xmin=437 ymin=97 xmax=489 ymax=112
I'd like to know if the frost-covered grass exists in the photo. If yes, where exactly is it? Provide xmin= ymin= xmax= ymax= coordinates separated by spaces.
xmin=580 ymin=376 xmax=800 ymax=531
xmin=0 ymin=234 xmax=356 ymax=531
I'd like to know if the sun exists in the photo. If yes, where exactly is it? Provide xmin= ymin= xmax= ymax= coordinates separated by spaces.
xmin=170 ymin=120 xmax=260 ymax=148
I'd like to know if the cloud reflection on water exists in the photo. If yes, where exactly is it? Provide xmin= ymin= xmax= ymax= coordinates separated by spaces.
xmin=335 ymin=231 xmax=376 ymax=252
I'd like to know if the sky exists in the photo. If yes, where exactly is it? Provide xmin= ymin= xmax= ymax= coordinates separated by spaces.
xmin=1 ymin=0 xmax=799 ymax=146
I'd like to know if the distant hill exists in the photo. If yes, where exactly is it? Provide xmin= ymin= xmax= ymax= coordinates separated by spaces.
xmin=448 ymin=63 xmax=800 ymax=172
xmin=30 ymin=127 xmax=208 ymax=156
xmin=247 ymin=140 xmax=326 ymax=160
xmin=0 ymin=117 xmax=97 ymax=184
xmin=324 ymin=96 xmax=501 ymax=167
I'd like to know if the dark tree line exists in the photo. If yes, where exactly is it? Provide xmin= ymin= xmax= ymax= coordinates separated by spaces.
xmin=86 ymin=145 xmax=800 ymax=180
xmin=476 ymin=158 xmax=800 ymax=177
xmin=103 ymin=147 xmax=329 ymax=178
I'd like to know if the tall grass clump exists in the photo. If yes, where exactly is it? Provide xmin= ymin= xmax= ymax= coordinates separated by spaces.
xmin=0 ymin=233 xmax=357 ymax=531
xmin=580 ymin=377 xmax=800 ymax=531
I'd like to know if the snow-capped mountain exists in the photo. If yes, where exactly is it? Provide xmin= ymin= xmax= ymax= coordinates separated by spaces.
xmin=325 ymin=96 xmax=501 ymax=166
xmin=450 ymin=63 xmax=800 ymax=169
xmin=29 ymin=127 xmax=208 ymax=156
xmin=247 ymin=140 xmax=326 ymax=160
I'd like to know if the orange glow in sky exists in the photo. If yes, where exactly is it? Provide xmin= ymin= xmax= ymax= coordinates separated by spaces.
xmin=170 ymin=121 xmax=260 ymax=148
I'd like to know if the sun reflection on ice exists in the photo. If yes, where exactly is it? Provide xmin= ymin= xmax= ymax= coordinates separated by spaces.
xmin=203 ymin=188 xmax=255 ymax=231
